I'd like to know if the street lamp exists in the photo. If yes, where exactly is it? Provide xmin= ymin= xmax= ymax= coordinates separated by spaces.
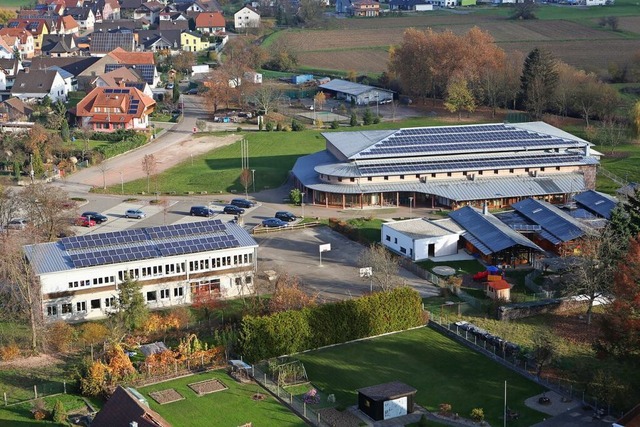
xmin=409 ymin=196 xmax=413 ymax=218
xmin=29 ymin=153 xmax=34 ymax=183
xmin=375 ymin=93 xmax=379 ymax=118
xmin=120 ymin=171 xmax=124 ymax=195
xmin=251 ymin=169 xmax=255 ymax=193
xmin=301 ymin=192 xmax=305 ymax=218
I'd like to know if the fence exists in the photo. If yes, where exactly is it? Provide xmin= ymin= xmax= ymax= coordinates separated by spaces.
xmin=2 ymin=380 xmax=69 ymax=407
xmin=427 ymin=314 xmax=623 ymax=419
xmin=400 ymin=259 xmax=441 ymax=286
xmin=251 ymin=221 xmax=321 ymax=235
xmin=524 ymin=269 xmax=552 ymax=298
xmin=252 ymin=364 xmax=331 ymax=427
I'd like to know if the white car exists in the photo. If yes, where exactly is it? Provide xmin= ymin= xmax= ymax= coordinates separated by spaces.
xmin=125 ymin=209 xmax=146 ymax=219
xmin=6 ymin=218 xmax=28 ymax=230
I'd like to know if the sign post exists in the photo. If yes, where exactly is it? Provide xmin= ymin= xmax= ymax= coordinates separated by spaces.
xmin=319 ymin=243 xmax=331 ymax=266
xmin=360 ymin=267 xmax=373 ymax=293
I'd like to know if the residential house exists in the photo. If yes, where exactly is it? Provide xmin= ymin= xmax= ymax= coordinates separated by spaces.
xmin=5 ymin=19 xmax=50 ymax=52
xmin=389 ymin=0 xmax=434 ymax=10
xmin=119 ymin=0 xmax=145 ymax=18
xmin=0 ymin=97 xmax=34 ymax=121
xmin=181 ymin=31 xmax=209 ymax=52
xmin=92 ymin=68 xmax=154 ymax=98
xmin=0 ymin=30 xmax=35 ymax=59
xmin=73 ymin=86 xmax=155 ymax=132
xmin=158 ymin=19 xmax=190 ymax=31
xmin=46 ymin=66 xmax=76 ymax=93
xmin=133 ymin=1 xmax=165 ymax=23
xmin=173 ymin=0 xmax=209 ymax=14
xmin=194 ymin=11 xmax=225 ymax=33
xmin=91 ymin=386 xmax=172 ymax=427
xmin=11 ymin=69 xmax=68 ymax=102
xmin=90 ymin=32 xmax=136 ymax=55
xmin=83 ymin=0 xmax=121 ymax=21
xmin=0 ymin=58 xmax=25 ymax=90
xmin=348 ymin=0 xmax=380 ymax=16
xmin=93 ymin=19 xmax=143 ymax=32
xmin=0 ymin=37 xmax=16 ymax=59
xmin=26 ymin=219 xmax=257 ymax=322
xmin=60 ymin=15 xmax=79 ymax=33
xmin=41 ymin=34 xmax=78 ymax=56
xmin=64 ymin=8 xmax=95 ymax=30
xmin=0 ymin=72 xmax=6 ymax=92
xmin=78 ymin=47 xmax=159 ymax=88
xmin=137 ymin=29 xmax=181 ymax=51
xmin=234 ymin=6 xmax=260 ymax=29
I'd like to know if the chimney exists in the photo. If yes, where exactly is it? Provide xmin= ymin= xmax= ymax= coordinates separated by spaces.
xmin=130 ymin=422 xmax=138 ymax=427
xmin=482 ymin=202 xmax=488 ymax=215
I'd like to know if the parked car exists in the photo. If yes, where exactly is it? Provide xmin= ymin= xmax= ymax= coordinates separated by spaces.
xmin=6 ymin=218 xmax=28 ymax=230
xmin=81 ymin=211 xmax=108 ymax=224
xmin=76 ymin=216 xmax=96 ymax=227
xmin=262 ymin=218 xmax=289 ymax=228
xmin=275 ymin=211 xmax=297 ymax=222
xmin=230 ymin=198 xmax=254 ymax=209
xmin=190 ymin=206 xmax=215 ymax=217
xmin=223 ymin=205 xmax=245 ymax=215
xmin=187 ymin=88 xmax=198 ymax=95
xmin=166 ymin=83 xmax=174 ymax=89
xmin=125 ymin=209 xmax=146 ymax=219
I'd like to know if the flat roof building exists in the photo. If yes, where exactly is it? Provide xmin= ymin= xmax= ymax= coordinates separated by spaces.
xmin=25 ymin=219 xmax=257 ymax=322
xmin=293 ymin=122 xmax=598 ymax=210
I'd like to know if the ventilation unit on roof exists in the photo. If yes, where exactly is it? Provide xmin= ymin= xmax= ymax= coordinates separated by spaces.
xmin=529 ymin=170 xmax=537 ymax=177
xmin=420 ymin=176 xmax=427 ymax=183
xmin=467 ymin=173 xmax=475 ymax=181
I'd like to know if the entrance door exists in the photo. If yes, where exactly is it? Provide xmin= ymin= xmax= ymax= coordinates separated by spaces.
xmin=428 ymin=243 xmax=435 ymax=258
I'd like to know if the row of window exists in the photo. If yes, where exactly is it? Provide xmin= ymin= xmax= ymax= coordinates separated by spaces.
xmin=69 ymin=275 xmax=115 ymax=289
xmin=326 ymin=166 xmax=565 ymax=183
xmin=46 ymin=287 xmax=187 ymax=317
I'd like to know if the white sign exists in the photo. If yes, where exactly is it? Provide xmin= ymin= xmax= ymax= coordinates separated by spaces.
xmin=359 ymin=267 xmax=372 ymax=278
xmin=319 ymin=243 xmax=331 ymax=253
xmin=383 ymin=396 xmax=408 ymax=420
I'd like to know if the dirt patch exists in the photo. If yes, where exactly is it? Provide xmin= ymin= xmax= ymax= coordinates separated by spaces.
xmin=149 ymin=388 xmax=185 ymax=404
xmin=188 ymin=378 xmax=228 ymax=396
xmin=317 ymin=407 xmax=363 ymax=427
xmin=0 ymin=353 xmax=64 ymax=370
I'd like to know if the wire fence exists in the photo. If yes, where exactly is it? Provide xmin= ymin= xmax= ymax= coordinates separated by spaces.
xmin=2 ymin=380 xmax=69 ymax=407
xmin=428 ymin=315 xmax=624 ymax=420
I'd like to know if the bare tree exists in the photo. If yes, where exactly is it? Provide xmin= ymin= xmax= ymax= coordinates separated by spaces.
xmin=532 ymin=331 xmax=556 ymax=379
xmin=97 ymin=159 xmax=109 ymax=190
xmin=358 ymin=244 xmax=401 ymax=292
xmin=0 ymin=234 xmax=44 ymax=352
xmin=240 ymin=168 xmax=252 ymax=197
xmin=248 ymin=85 xmax=282 ymax=115
xmin=141 ymin=154 xmax=157 ymax=194
xmin=597 ymin=119 xmax=627 ymax=154
xmin=0 ymin=185 xmax=19 ymax=231
xmin=19 ymin=184 xmax=74 ymax=241
xmin=561 ymin=228 xmax=622 ymax=325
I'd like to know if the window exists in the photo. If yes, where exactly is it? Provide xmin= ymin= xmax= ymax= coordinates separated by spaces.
xmin=62 ymin=303 xmax=72 ymax=314
xmin=509 ymin=169 xmax=514 ymax=173
xmin=174 ymin=287 xmax=184 ymax=297
xmin=160 ymin=289 xmax=170 ymax=299
xmin=47 ymin=305 xmax=58 ymax=316
xmin=478 ymin=171 xmax=483 ymax=175
xmin=400 ymin=247 xmax=406 ymax=254
xmin=394 ymin=237 xmax=398 ymax=244
xmin=525 ymin=168 xmax=529 ymax=172
xmin=367 ymin=177 xmax=372 ymax=181
xmin=431 ymin=173 xmax=436 ymax=178
xmin=146 ymin=291 xmax=157 ymax=302
xmin=235 ymin=277 xmax=242 ymax=287
xmin=90 ymin=299 xmax=101 ymax=310
xmin=384 ymin=176 xmax=389 ymax=181
xmin=76 ymin=301 xmax=86 ymax=312
xmin=540 ymin=167 xmax=545 ymax=171
xmin=350 ymin=178 xmax=355 ymax=182
xmin=105 ymin=297 xmax=114 ymax=308
xmin=338 ymin=177 xmax=342 ymax=182
xmin=386 ymin=235 xmax=390 ymax=241
xmin=494 ymin=170 xmax=499 ymax=174
xmin=447 ymin=172 xmax=452 ymax=177
xmin=246 ymin=276 xmax=252 ymax=284
xmin=416 ymin=174 xmax=420 ymax=178
xmin=556 ymin=166 xmax=560 ymax=171
xmin=463 ymin=171 xmax=467 ymax=176
xmin=400 ymin=175 xmax=404 ymax=180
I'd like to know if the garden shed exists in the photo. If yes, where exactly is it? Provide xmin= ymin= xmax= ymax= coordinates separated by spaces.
xmin=357 ymin=381 xmax=416 ymax=421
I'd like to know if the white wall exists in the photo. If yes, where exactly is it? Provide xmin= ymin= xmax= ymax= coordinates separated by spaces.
xmin=381 ymin=224 xmax=416 ymax=260
xmin=413 ymin=234 xmax=458 ymax=261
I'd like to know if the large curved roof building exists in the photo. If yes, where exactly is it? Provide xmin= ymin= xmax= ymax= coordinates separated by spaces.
xmin=292 ymin=122 xmax=599 ymax=210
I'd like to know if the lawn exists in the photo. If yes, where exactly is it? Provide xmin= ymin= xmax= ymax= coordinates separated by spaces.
xmin=296 ymin=327 xmax=546 ymax=427
xmin=0 ymin=0 xmax=31 ymax=8
xmin=416 ymin=259 xmax=485 ymax=276
xmin=595 ymin=143 xmax=640 ymax=194
xmin=0 ymin=394 xmax=102 ymax=425
xmin=139 ymin=370 xmax=305 ymax=427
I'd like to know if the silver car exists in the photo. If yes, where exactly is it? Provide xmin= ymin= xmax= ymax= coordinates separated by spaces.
xmin=125 ymin=209 xmax=146 ymax=219
xmin=6 ymin=218 xmax=28 ymax=230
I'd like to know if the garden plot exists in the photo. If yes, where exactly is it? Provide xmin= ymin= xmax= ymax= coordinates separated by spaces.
xmin=188 ymin=378 xmax=228 ymax=396
xmin=149 ymin=389 xmax=185 ymax=405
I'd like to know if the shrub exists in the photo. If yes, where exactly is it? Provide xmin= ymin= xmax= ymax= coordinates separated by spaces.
xmin=266 ymin=121 xmax=274 ymax=131
xmin=237 ymin=126 xmax=242 ymax=132
xmin=439 ymin=403 xmax=452 ymax=416
xmin=52 ymin=399 xmax=67 ymax=423
xmin=31 ymin=399 xmax=47 ymax=421
xmin=291 ymin=119 xmax=305 ymax=131
xmin=0 ymin=342 xmax=20 ymax=361
xmin=330 ymin=120 xmax=339 ymax=129
xmin=79 ymin=323 xmax=110 ymax=347
xmin=47 ymin=321 xmax=76 ymax=353
xmin=470 ymin=408 xmax=485 ymax=423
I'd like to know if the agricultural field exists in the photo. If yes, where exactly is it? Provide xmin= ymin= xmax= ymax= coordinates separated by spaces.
xmin=270 ymin=5 xmax=640 ymax=76
xmin=296 ymin=327 xmax=546 ymax=427
xmin=0 ymin=0 xmax=31 ymax=10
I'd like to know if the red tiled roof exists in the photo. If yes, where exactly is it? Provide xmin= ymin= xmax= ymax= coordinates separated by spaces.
xmin=195 ymin=11 xmax=225 ymax=28
xmin=75 ymin=86 xmax=155 ymax=121
xmin=109 ymin=47 xmax=155 ymax=65
xmin=61 ymin=15 xmax=79 ymax=30
xmin=487 ymin=280 xmax=511 ymax=291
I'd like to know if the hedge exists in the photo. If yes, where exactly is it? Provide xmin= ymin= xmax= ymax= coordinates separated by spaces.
xmin=238 ymin=287 xmax=424 ymax=362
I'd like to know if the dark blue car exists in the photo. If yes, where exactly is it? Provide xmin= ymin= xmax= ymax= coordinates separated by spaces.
xmin=262 ymin=218 xmax=289 ymax=228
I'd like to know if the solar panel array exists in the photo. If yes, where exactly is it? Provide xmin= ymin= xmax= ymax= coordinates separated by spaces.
xmin=359 ymin=125 xmax=584 ymax=158
xmin=358 ymin=153 xmax=593 ymax=176
xmin=127 ymin=99 xmax=140 ymax=115
xmin=61 ymin=220 xmax=240 ymax=269
xmin=104 ymin=63 xmax=155 ymax=85
xmin=103 ymin=88 xmax=129 ymax=94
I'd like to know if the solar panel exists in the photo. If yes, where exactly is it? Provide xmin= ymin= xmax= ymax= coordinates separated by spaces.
xmin=146 ymin=220 xmax=226 ymax=240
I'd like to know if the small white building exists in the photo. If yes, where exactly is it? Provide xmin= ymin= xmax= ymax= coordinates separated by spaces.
xmin=244 ymin=71 xmax=262 ymax=84
xmin=234 ymin=6 xmax=261 ymax=29
xmin=25 ymin=219 xmax=258 ymax=323
xmin=381 ymin=218 xmax=463 ymax=261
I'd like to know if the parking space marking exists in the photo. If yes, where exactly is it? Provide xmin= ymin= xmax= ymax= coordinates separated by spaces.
xmin=73 ymin=201 xmax=177 ymax=235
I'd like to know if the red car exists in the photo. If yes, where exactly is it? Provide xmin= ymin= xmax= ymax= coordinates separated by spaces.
xmin=76 ymin=216 xmax=96 ymax=227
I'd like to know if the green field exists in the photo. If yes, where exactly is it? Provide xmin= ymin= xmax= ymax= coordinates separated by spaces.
xmin=0 ymin=0 xmax=31 ymax=9
xmin=140 ymin=370 xmax=305 ymax=427
xmin=296 ymin=327 xmax=546 ymax=427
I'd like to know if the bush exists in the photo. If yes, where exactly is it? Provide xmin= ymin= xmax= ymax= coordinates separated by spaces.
xmin=52 ymin=399 xmax=67 ymax=423
xmin=470 ymin=408 xmax=485 ymax=423
xmin=291 ymin=119 xmax=305 ymax=131
xmin=79 ymin=323 xmax=110 ymax=346
xmin=47 ymin=321 xmax=76 ymax=353
xmin=266 ymin=121 xmax=274 ymax=131
xmin=237 ymin=126 xmax=242 ymax=132
xmin=0 ymin=342 xmax=20 ymax=361
xmin=330 ymin=120 xmax=340 ymax=129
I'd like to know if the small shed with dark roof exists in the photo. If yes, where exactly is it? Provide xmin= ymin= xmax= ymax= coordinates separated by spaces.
xmin=357 ymin=381 xmax=416 ymax=421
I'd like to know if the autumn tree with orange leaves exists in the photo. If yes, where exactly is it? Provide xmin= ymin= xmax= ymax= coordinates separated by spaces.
xmin=269 ymin=273 xmax=316 ymax=313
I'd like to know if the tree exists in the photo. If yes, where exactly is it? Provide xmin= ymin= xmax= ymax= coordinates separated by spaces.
xmin=141 ymin=154 xmax=156 ymax=194
xmin=60 ymin=120 xmax=70 ymax=142
xmin=290 ymin=188 xmax=302 ymax=205
xmin=248 ymin=85 xmax=282 ymax=115
xmin=52 ymin=399 xmax=67 ymax=423
xmin=598 ymin=236 xmax=640 ymax=358
xmin=597 ymin=119 xmax=627 ymax=154
xmin=269 ymin=273 xmax=316 ymax=312
xmin=520 ymin=48 xmax=558 ymax=120
xmin=203 ymin=69 xmax=235 ymax=116
xmin=0 ymin=185 xmax=19 ymax=230
xmin=609 ymin=193 xmax=640 ymax=245
xmin=444 ymin=77 xmax=476 ymax=120
xmin=358 ymin=244 xmax=401 ymax=292
xmin=350 ymin=112 xmax=358 ymax=126
xmin=510 ymin=0 xmax=538 ymax=20
xmin=19 ymin=184 xmax=74 ymax=241
xmin=571 ymin=71 xmax=605 ymax=126
xmin=314 ymin=91 xmax=326 ymax=111
xmin=46 ymin=321 xmax=75 ymax=353
xmin=264 ymin=39 xmax=298 ymax=72
xmin=347 ymin=70 xmax=357 ymax=82
xmin=531 ymin=331 xmax=556 ymax=378
xmin=240 ymin=168 xmax=252 ymax=196
xmin=561 ymin=229 xmax=623 ymax=325
xmin=297 ymin=0 xmax=325 ymax=25
xmin=362 ymin=107 xmax=374 ymax=125
xmin=0 ymin=235 xmax=44 ymax=352
xmin=171 ymin=51 xmax=196 ymax=74
xmin=0 ymin=10 xmax=16 ymax=25
xmin=111 ymin=275 xmax=148 ymax=333
xmin=632 ymin=101 xmax=640 ymax=138
xmin=192 ymin=289 xmax=226 ymax=323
